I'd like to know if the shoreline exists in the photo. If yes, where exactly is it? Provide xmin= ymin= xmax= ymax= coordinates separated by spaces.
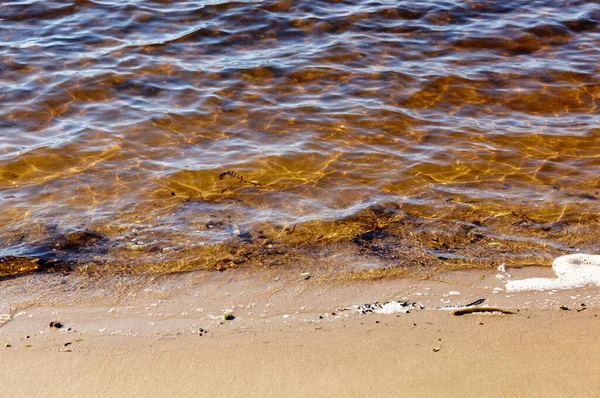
xmin=2 ymin=264 xmax=600 ymax=336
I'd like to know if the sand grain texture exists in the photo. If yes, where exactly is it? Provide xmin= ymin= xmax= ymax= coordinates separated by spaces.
xmin=2 ymin=309 xmax=599 ymax=398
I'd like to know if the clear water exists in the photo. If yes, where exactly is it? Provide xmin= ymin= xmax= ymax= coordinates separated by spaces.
xmin=1 ymin=0 xmax=599 ymax=279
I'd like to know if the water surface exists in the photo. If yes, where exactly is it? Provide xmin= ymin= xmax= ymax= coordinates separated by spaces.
xmin=1 ymin=0 xmax=599 ymax=278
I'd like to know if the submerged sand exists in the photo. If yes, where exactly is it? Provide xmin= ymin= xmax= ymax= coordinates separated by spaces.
xmin=2 ymin=266 xmax=600 ymax=397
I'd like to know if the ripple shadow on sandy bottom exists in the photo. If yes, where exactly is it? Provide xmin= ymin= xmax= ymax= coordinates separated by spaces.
xmin=0 ymin=0 xmax=599 ymax=279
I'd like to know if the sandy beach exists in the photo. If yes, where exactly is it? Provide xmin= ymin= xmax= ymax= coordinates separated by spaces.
xmin=2 ymin=0 xmax=599 ymax=396
xmin=2 ymin=266 xmax=600 ymax=397
xmin=2 ymin=307 xmax=600 ymax=397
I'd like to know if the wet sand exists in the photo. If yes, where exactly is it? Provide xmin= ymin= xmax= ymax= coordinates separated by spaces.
xmin=2 ymin=267 xmax=600 ymax=397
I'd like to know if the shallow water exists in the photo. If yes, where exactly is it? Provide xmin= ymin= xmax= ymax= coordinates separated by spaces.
xmin=1 ymin=0 xmax=599 ymax=279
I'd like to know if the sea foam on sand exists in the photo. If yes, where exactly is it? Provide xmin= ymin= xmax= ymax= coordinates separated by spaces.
xmin=506 ymin=254 xmax=600 ymax=292
xmin=373 ymin=301 xmax=414 ymax=314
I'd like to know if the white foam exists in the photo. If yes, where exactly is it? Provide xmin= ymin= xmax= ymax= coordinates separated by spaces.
xmin=373 ymin=302 xmax=413 ymax=314
xmin=506 ymin=254 xmax=600 ymax=292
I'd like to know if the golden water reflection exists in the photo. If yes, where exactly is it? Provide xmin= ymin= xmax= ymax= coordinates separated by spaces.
xmin=0 ymin=0 xmax=599 ymax=279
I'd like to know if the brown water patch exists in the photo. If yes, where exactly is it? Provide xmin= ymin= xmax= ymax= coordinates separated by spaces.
xmin=2 ymin=199 xmax=595 ymax=281
xmin=1 ymin=0 xmax=599 ymax=280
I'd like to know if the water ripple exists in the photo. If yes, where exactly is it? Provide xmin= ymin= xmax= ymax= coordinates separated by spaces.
xmin=0 ymin=0 xmax=599 ymax=277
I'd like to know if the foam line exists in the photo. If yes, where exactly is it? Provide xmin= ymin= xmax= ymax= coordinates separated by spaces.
xmin=506 ymin=254 xmax=600 ymax=292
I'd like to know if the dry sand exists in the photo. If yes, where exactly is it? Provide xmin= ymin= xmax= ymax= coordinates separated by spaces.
xmin=2 ymin=266 xmax=600 ymax=397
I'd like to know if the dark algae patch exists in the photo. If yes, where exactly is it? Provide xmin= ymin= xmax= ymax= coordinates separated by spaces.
xmin=0 ymin=229 xmax=105 ymax=279
xmin=1 ymin=199 xmax=596 ymax=279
